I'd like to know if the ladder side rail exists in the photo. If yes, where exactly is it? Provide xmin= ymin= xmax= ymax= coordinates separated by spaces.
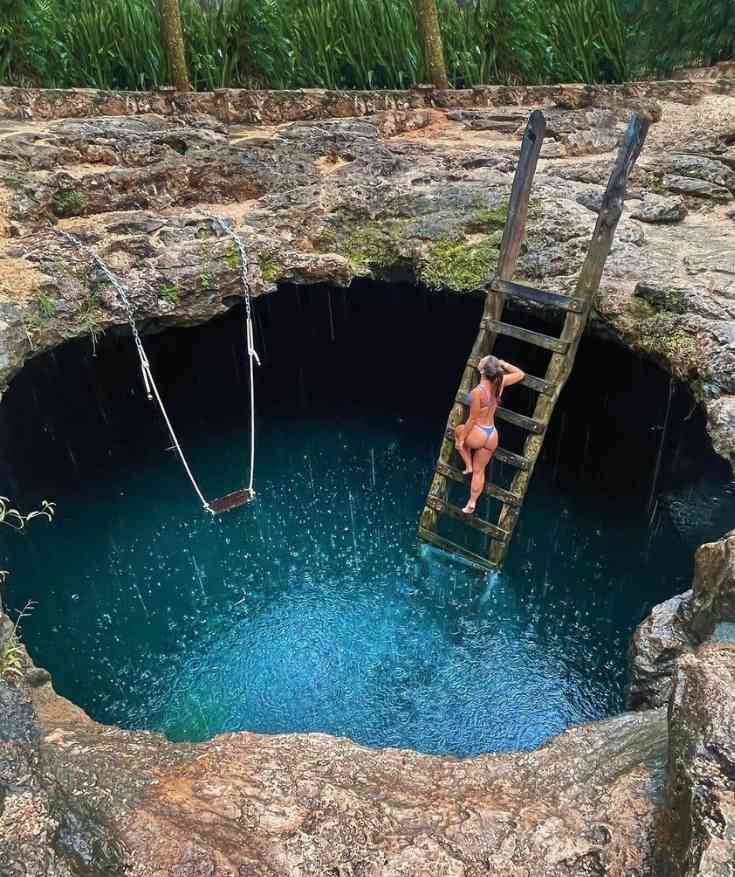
xmin=488 ymin=112 xmax=651 ymax=565
xmin=420 ymin=111 xmax=546 ymax=535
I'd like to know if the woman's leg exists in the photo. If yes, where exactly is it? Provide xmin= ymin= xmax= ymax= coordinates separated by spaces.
xmin=462 ymin=447 xmax=493 ymax=514
xmin=454 ymin=424 xmax=473 ymax=474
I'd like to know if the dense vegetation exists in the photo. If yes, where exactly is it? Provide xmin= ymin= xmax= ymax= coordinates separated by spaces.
xmin=0 ymin=0 xmax=733 ymax=91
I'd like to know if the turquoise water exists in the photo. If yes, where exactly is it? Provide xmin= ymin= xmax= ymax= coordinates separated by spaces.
xmin=2 ymin=283 xmax=732 ymax=755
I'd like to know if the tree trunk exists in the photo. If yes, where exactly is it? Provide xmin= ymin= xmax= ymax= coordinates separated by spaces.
xmin=415 ymin=0 xmax=450 ymax=89
xmin=159 ymin=0 xmax=190 ymax=92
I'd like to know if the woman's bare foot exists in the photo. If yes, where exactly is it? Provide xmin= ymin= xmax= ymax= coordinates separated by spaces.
xmin=462 ymin=501 xmax=476 ymax=515
xmin=462 ymin=467 xmax=472 ymax=475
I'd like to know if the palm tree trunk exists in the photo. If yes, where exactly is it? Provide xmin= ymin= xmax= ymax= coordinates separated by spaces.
xmin=415 ymin=0 xmax=450 ymax=89
xmin=159 ymin=0 xmax=190 ymax=92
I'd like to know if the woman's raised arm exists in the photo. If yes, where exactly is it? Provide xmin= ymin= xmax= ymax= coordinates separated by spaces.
xmin=498 ymin=360 xmax=525 ymax=388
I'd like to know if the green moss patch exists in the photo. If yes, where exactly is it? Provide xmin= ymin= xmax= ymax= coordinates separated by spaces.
xmin=420 ymin=237 xmax=499 ymax=291
xmin=159 ymin=283 xmax=180 ymax=305
xmin=257 ymin=255 xmax=281 ymax=283
xmin=51 ymin=188 xmax=88 ymax=218
xmin=628 ymin=307 xmax=698 ymax=377
xmin=462 ymin=203 xmax=509 ymax=234
xmin=314 ymin=217 xmax=411 ymax=273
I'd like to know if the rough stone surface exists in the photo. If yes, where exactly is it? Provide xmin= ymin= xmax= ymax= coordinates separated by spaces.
xmin=631 ymin=194 xmax=688 ymax=223
xmin=0 ymin=655 xmax=668 ymax=877
xmin=656 ymin=642 xmax=735 ymax=876
xmin=682 ymin=529 xmax=735 ymax=642
xmin=0 ymin=91 xmax=732 ymax=471
xmin=0 ymin=79 xmax=728 ymax=123
xmin=627 ymin=591 xmax=694 ymax=710
xmin=628 ymin=530 xmax=735 ymax=711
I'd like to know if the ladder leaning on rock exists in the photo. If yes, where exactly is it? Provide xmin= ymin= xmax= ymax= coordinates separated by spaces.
xmin=418 ymin=109 xmax=650 ymax=571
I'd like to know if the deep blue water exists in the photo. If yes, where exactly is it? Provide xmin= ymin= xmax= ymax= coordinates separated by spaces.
xmin=1 ymin=282 xmax=732 ymax=755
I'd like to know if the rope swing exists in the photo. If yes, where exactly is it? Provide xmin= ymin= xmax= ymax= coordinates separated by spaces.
xmin=55 ymin=221 xmax=259 ymax=515
xmin=211 ymin=216 xmax=261 ymax=512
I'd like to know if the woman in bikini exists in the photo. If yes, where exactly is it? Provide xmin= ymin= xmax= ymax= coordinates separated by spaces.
xmin=455 ymin=355 xmax=525 ymax=515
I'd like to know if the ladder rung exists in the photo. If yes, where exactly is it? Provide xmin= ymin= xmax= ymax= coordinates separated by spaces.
xmin=486 ymin=278 xmax=585 ymax=313
xmin=481 ymin=319 xmax=569 ymax=353
xmin=450 ymin=395 xmax=546 ymax=433
xmin=418 ymin=526 xmax=497 ymax=572
xmin=466 ymin=357 xmax=554 ymax=395
xmin=443 ymin=426 xmax=531 ymax=469
xmin=435 ymin=461 xmax=523 ymax=507
xmin=495 ymin=407 xmax=546 ymax=434
xmin=494 ymin=446 xmax=530 ymax=469
xmin=425 ymin=495 xmax=509 ymax=542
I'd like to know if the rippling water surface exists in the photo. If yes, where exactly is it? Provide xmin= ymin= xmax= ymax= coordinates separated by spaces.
xmin=2 ymin=283 xmax=732 ymax=755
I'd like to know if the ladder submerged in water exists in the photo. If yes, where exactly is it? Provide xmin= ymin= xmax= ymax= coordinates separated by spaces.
xmin=418 ymin=109 xmax=650 ymax=571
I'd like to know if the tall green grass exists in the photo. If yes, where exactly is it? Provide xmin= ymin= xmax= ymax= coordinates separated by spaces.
xmin=0 ymin=0 xmax=731 ymax=91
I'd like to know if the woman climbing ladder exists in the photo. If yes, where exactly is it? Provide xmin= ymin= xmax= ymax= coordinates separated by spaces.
xmin=454 ymin=356 xmax=525 ymax=515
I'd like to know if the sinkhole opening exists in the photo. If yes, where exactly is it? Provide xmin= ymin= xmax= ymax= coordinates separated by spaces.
xmin=1 ymin=279 xmax=732 ymax=756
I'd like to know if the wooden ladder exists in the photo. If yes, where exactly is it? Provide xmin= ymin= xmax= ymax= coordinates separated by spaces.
xmin=419 ymin=109 xmax=650 ymax=571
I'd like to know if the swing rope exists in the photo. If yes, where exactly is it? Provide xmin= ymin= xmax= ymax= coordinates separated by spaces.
xmin=214 ymin=217 xmax=260 ymax=497
xmin=55 ymin=229 xmax=215 ymax=514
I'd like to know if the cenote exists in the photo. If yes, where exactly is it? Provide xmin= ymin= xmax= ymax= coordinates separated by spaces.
xmin=1 ymin=281 xmax=733 ymax=756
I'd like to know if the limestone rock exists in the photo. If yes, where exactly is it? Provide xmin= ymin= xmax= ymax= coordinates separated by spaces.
xmin=0 ymin=669 xmax=670 ymax=877
xmin=656 ymin=642 xmax=735 ymax=876
xmin=627 ymin=530 xmax=735 ymax=711
xmin=663 ymin=173 xmax=732 ymax=200
xmin=666 ymin=153 xmax=735 ymax=190
xmin=626 ymin=591 xmax=694 ymax=709
xmin=0 ymin=99 xmax=732 ymax=485
xmin=540 ymin=137 xmax=566 ymax=158
xmin=707 ymin=397 xmax=735 ymax=472
xmin=575 ymin=189 xmax=604 ymax=213
xmin=683 ymin=528 xmax=735 ymax=642
xmin=631 ymin=194 xmax=687 ymax=223
xmin=0 ymin=611 xmax=12 ymax=654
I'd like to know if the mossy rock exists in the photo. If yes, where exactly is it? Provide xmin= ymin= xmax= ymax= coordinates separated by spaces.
xmin=257 ymin=255 xmax=281 ymax=283
xmin=462 ymin=203 xmax=509 ymax=235
xmin=632 ymin=309 xmax=698 ymax=376
xmin=420 ymin=236 xmax=500 ymax=291
xmin=51 ymin=188 xmax=88 ymax=218
xmin=339 ymin=220 xmax=411 ymax=271
xmin=634 ymin=283 xmax=687 ymax=315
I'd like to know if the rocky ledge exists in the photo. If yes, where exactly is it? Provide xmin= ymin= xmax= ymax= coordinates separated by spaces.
xmin=0 ymin=649 xmax=669 ymax=876
xmin=1 ymin=86 xmax=735 ymax=875
xmin=0 ymin=88 xmax=733 ymax=468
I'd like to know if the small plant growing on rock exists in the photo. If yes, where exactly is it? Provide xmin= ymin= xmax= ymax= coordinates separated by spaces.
xmin=0 ymin=601 xmax=34 ymax=681
xmin=36 ymin=291 xmax=57 ymax=319
xmin=0 ymin=501 xmax=53 ymax=681
xmin=644 ymin=174 xmax=667 ymax=195
xmin=24 ymin=291 xmax=58 ymax=340
xmin=159 ymin=283 xmax=180 ymax=305
xmin=51 ymin=188 xmax=88 ymax=218
xmin=78 ymin=294 xmax=104 ymax=350
xmin=224 ymin=243 xmax=240 ymax=271
xmin=257 ymin=255 xmax=280 ymax=283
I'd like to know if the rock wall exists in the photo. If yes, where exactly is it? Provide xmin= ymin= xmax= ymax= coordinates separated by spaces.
xmin=1 ymin=88 xmax=733 ymax=468
xmin=1 ymin=78 xmax=733 ymax=123
xmin=628 ymin=530 xmax=735 ymax=710
xmin=1 ymin=648 xmax=668 ymax=877
xmin=656 ymin=642 xmax=735 ymax=877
